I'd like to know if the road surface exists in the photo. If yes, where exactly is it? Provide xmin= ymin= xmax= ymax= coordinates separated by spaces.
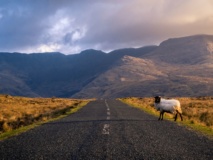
xmin=0 ymin=100 xmax=212 ymax=159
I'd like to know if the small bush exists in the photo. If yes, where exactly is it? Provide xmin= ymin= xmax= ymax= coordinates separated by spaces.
xmin=3 ymin=122 xmax=12 ymax=132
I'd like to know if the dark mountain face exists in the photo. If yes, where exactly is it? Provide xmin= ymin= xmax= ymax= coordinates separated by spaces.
xmin=0 ymin=35 xmax=213 ymax=98
xmin=0 ymin=51 xmax=107 ymax=97
xmin=0 ymin=46 xmax=156 ymax=97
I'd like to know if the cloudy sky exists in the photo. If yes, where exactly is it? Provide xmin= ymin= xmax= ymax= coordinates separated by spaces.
xmin=0 ymin=0 xmax=213 ymax=54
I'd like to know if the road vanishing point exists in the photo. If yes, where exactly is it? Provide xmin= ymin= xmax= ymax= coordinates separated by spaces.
xmin=0 ymin=100 xmax=212 ymax=160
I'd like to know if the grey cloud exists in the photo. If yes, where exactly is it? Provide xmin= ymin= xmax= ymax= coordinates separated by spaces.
xmin=78 ymin=0 xmax=213 ymax=51
xmin=63 ymin=32 xmax=73 ymax=45
xmin=0 ymin=0 xmax=213 ymax=54
xmin=0 ymin=1 xmax=57 ymax=51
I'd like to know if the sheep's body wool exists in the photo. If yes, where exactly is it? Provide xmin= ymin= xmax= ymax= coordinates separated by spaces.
xmin=154 ymin=98 xmax=182 ymax=114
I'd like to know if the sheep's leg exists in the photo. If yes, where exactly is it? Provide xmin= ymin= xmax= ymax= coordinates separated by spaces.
xmin=158 ymin=111 xmax=164 ymax=120
xmin=158 ymin=112 xmax=161 ymax=120
xmin=174 ymin=113 xmax=178 ymax=121
xmin=179 ymin=113 xmax=183 ymax=121
xmin=161 ymin=112 xmax=164 ymax=120
xmin=158 ymin=111 xmax=163 ymax=120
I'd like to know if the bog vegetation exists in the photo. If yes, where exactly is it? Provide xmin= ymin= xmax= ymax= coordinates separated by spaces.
xmin=0 ymin=95 xmax=90 ymax=133
xmin=120 ymin=97 xmax=213 ymax=136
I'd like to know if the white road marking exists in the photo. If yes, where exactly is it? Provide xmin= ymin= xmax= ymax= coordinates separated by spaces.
xmin=104 ymin=100 xmax=111 ymax=135
xmin=105 ymin=100 xmax=110 ymax=110
xmin=104 ymin=100 xmax=110 ymax=158
xmin=105 ymin=99 xmax=111 ymax=120
xmin=102 ymin=124 xmax=110 ymax=135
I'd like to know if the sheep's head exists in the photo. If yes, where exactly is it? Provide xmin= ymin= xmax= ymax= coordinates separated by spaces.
xmin=154 ymin=96 xmax=161 ymax=103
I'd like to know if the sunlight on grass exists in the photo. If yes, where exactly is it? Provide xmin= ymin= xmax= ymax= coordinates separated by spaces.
xmin=0 ymin=95 xmax=92 ymax=140
xmin=119 ymin=97 xmax=213 ymax=138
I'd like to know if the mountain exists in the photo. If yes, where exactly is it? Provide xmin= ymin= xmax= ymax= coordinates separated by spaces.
xmin=73 ymin=34 xmax=213 ymax=98
xmin=72 ymin=55 xmax=167 ymax=98
xmin=0 ymin=46 xmax=156 ymax=97
xmin=73 ymin=55 xmax=213 ymax=98
xmin=145 ymin=34 xmax=213 ymax=65
xmin=0 ymin=51 xmax=108 ymax=97
xmin=0 ymin=35 xmax=213 ymax=98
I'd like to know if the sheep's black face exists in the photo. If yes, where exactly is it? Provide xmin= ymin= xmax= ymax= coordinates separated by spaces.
xmin=154 ymin=96 xmax=161 ymax=103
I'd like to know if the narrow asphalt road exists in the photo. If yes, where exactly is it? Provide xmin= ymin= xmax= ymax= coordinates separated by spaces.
xmin=0 ymin=100 xmax=212 ymax=160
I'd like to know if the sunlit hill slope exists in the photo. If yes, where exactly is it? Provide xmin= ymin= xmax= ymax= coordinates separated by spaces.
xmin=0 ymin=35 xmax=213 ymax=98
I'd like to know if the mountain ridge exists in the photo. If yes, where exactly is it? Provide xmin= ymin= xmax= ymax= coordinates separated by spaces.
xmin=1 ymin=34 xmax=213 ymax=98
xmin=145 ymin=34 xmax=213 ymax=65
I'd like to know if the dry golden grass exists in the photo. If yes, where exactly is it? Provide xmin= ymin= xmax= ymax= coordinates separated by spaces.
xmin=120 ymin=97 xmax=213 ymax=129
xmin=0 ymin=95 xmax=90 ymax=133
xmin=179 ymin=97 xmax=213 ymax=127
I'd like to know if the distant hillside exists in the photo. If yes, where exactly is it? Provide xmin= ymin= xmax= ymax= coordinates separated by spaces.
xmin=145 ymin=34 xmax=213 ymax=65
xmin=0 ymin=46 xmax=156 ymax=97
xmin=73 ymin=56 xmax=213 ymax=98
xmin=73 ymin=35 xmax=213 ymax=98
xmin=73 ymin=55 xmax=166 ymax=98
xmin=1 ymin=35 xmax=213 ymax=98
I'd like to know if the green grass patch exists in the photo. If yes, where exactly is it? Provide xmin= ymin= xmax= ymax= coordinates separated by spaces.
xmin=178 ymin=120 xmax=213 ymax=139
xmin=0 ymin=101 xmax=89 ymax=141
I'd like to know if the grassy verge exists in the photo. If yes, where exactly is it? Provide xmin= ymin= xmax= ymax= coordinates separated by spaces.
xmin=0 ymin=95 xmax=91 ymax=141
xmin=119 ymin=97 xmax=213 ymax=139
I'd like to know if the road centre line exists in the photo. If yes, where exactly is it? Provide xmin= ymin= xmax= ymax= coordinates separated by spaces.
xmin=105 ymin=100 xmax=111 ymax=120
xmin=103 ymin=100 xmax=110 ymax=135
xmin=105 ymin=99 xmax=110 ymax=111
xmin=102 ymin=124 xmax=110 ymax=135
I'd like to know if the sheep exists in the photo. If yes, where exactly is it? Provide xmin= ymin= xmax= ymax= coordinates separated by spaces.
xmin=154 ymin=96 xmax=183 ymax=121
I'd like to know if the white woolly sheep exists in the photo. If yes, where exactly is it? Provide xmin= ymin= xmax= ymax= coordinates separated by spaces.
xmin=154 ymin=96 xmax=183 ymax=121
